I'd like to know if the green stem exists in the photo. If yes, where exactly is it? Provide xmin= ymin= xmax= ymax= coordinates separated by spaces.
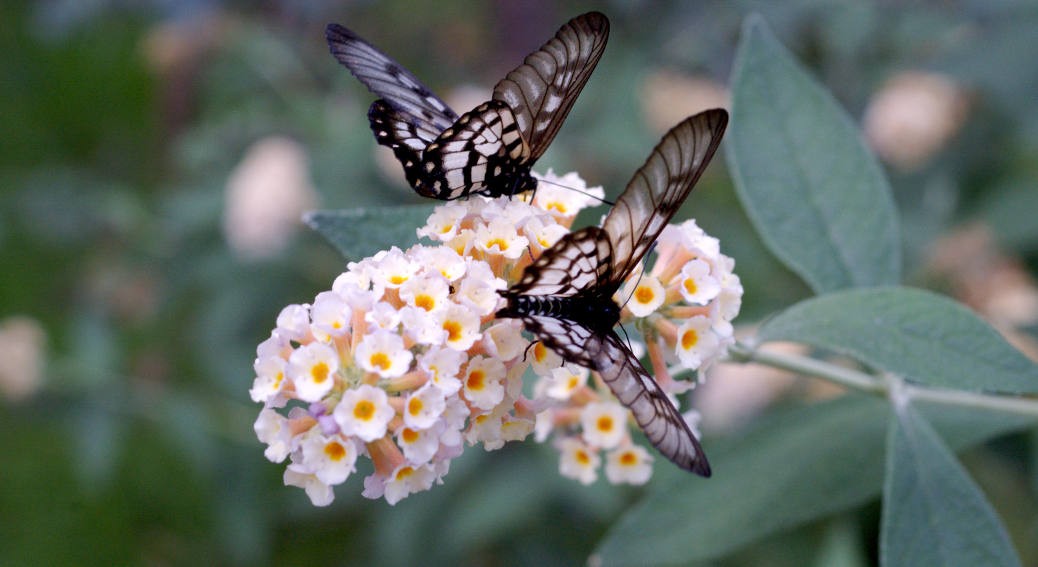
xmin=727 ymin=341 xmax=1038 ymax=418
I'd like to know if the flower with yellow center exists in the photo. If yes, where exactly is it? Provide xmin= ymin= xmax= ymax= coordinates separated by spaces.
xmin=333 ymin=384 xmax=394 ymax=442
xmin=354 ymin=330 xmax=413 ymax=378
xmin=286 ymin=341 xmax=339 ymax=402
xmin=580 ymin=401 xmax=628 ymax=449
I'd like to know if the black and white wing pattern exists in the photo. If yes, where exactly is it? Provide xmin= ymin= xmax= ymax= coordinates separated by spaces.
xmin=497 ymin=109 xmax=728 ymax=475
xmin=326 ymin=12 xmax=608 ymax=200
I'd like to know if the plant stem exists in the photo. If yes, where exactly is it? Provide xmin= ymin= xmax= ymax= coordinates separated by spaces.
xmin=726 ymin=341 xmax=1038 ymax=418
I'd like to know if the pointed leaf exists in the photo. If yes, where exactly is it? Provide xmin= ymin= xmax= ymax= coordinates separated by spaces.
xmin=726 ymin=14 xmax=901 ymax=292
xmin=304 ymin=205 xmax=435 ymax=261
xmin=881 ymin=403 xmax=1021 ymax=567
xmin=593 ymin=395 xmax=1034 ymax=566
xmin=757 ymin=286 xmax=1038 ymax=394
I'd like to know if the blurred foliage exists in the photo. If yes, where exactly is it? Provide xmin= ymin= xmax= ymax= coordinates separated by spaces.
xmin=1 ymin=0 xmax=1037 ymax=565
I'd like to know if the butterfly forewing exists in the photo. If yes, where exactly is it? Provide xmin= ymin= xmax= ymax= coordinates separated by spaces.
xmin=492 ymin=11 xmax=609 ymax=159
xmin=602 ymin=108 xmax=729 ymax=280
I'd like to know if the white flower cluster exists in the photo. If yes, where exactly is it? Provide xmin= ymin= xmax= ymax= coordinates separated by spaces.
xmin=250 ymin=171 xmax=742 ymax=503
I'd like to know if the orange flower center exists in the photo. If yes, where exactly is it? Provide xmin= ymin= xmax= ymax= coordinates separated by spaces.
xmin=684 ymin=278 xmax=698 ymax=295
xmin=681 ymin=329 xmax=699 ymax=350
xmin=324 ymin=441 xmax=346 ymax=461
xmin=311 ymin=362 xmax=329 ymax=383
xmin=619 ymin=451 xmax=637 ymax=466
xmin=370 ymin=352 xmax=391 ymax=370
xmin=467 ymin=369 xmax=486 ymax=391
xmin=354 ymin=400 xmax=376 ymax=421
xmin=408 ymin=397 xmax=424 ymax=416
xmin=635 ymin=286 xmax=655 ymax=304
xmin=415 ymin=295 xmax=435 ymax=311
xmin=444 ymin=320 xmax=462 ymax=342
xmin=596 ymin=415 xmax=615 ymax=432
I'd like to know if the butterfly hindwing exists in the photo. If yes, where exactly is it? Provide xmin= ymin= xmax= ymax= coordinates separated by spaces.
xmin=593 ymin=332 xmax=711 ymax=475
xmin=415 ymin=101 xmax=530 ymax=200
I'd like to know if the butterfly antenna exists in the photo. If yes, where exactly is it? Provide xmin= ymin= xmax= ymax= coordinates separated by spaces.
xmin=522 ymin=340 xmax=538 ymax=363
xmin=536 ymin=177 xmax=615 ymax=207
xmin=617 ymin=323 xmax=638 ymax=354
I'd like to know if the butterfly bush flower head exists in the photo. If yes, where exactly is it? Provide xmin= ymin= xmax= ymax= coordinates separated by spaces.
xmin=251 ymin=172 xmax=741 ymax=504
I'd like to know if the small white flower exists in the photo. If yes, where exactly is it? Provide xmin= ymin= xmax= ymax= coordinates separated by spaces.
xmin=333 ymin=384 xmax=395 ymax=442
xmin=556 ymin=437 xmax=600 ymax=485
xmin=256 ymin=331 xmax=289 ymax=359
xmin=300 ymin=430 xmax=358 ymax=485
xmin=399 ymin=273 xmax=451 ymax=313
xmin=384 ymin=463 xmax=437 ymax=505
xmin=284 ymin=464 xmax=335 ymax=506
xmin=711 ymin=271 xmax=743 ymax=338
xmin=455 ymin=260 xmax=506 ymax=315
xmin=675 ymin=315 xmax=719 ymax=370
xmin=500 ymin=416 xmax=535 ymax=443
xmin=254 ymin=408 xmax=291 ymax=463
xmin=529 ymin=341 xmax=564 ymax=376
xmin=286 ymin=342 xmax=339 ymax=402
xmin=418 ymin=347 xmax=465 ymax=395
xmin=438 ymin=303 xmax=482 ymax=351
xmin=462 ymin=355 xmax=507 ymax=411
xmin=580 ymin=401 xmax=628 ymax=450
xmin=397 ymin=423 xmax=443 ymax=465
xmin=365 ymin=301 xmax=401 ymax=331
xmin=677 ymin=259 xmax=720 ymax=305
xmin=481 ymin=320 xmax=527 ymax=361
xmin=473 ymin=217 xmax=529 ymax=259
xmin=438 ymin=397 xmax=470 ymax=448
xmin=275 ymin=303 xmax=311 ymax=341
xmin=624 ymin=275 xmax=666 ymax=317
xmin=354 ymin=330 xmax=413 ymax=378
xmin=250 ymin=355 xmax=287 ymax=405
xmin=373 ymin=247 xmax=418 ymax=289
xmin=465 ymin=407 xmax=506 ymax=449
xmin=521 ymin=213 xmax=568 ymax=253
xmin=541 ymin=364 xmax=588 ymax=400
xmin=403 ymin=383 xmax=447 ymax=429
xmin=604 ymin=445 xmax=654 ymax=485
xmin=417 ymin=202 xmax=469 ymax=242
xmin=415 ymin=245 xmax=468 ymax=281
xmin=310 ymin=290 xmax=351 ymax=340
xmin=531 ymin=169 xmax=605 ymax=218
xmin=400 ymin=306 xmax=447 ymax=345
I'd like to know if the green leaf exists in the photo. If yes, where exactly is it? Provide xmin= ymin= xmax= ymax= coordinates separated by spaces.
xmin=593 ymin=395 xmax=1035 ymax=566
xmin=881 ymin=403 xmax=1021 ymax=567
xmin=726 ymin=14 xmax=901 ymax=293
xmin=304 ymin=205 xmax=435 ymax=261
xmin=757 ymin=286 xmax=1038 ymax=394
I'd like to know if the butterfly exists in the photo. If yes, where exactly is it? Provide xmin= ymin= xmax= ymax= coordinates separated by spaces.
xmin=497 ymin=109 xmax=729 ymax=475
xmin=326 ymin=12 xmax=609 ymax=200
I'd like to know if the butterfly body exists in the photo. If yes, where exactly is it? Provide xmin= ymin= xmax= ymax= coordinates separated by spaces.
xmin=497 ymin=109 xmax=729 ymax=475
xmin=327 ymin=12 xmax=609 ymax=200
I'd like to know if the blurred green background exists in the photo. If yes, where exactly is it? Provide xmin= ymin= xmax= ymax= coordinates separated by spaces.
xmin=2 ymin=0 xmax=1037 ymax=565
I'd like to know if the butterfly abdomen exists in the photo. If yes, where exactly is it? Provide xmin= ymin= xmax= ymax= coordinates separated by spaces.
xmin=503 ymin=292 xmax=620 ymax=334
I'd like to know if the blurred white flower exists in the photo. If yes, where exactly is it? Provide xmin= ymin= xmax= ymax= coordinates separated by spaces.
xmin=223 ymin=137 xmax=318 ymax=260
xmin=640 ymin=70 xmax=729 ymax=136
xmin=0 ymin=316 xmax=45 ymax=402
xmin=864 ymin=71 xmax=969 ymax=171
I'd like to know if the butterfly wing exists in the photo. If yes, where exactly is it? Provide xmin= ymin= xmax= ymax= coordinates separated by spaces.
xmin=325 ymin=23 xmax=457 ymax=145
xmin=413 ymin=100 xmax=530 ymax=200
xmin=506 ymin=313 xmax=710 ymax=475
xmin=492 ymin=11 xmax=610 ymax=160
xmin=593 ymin=331 xmax=711 ymax=475
xmin=601 ymin=109 xmax=728 ymax=285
